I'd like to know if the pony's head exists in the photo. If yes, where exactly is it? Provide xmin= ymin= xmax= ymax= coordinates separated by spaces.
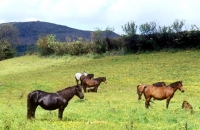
xmin=75 ymin=85 xmax=84 ymax=99
xmin=102 ymin=77 xmax=107 ymax=84
xmin=177 ymin=81 xmax=184 ymax=93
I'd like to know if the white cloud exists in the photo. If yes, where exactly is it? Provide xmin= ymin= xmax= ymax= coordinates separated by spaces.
xmin=1 ymin=0 xmax=200 ymax=34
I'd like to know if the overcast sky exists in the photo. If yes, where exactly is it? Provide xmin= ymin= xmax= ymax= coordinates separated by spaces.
xmin=0 ymin=0 xmax=200 ymax=34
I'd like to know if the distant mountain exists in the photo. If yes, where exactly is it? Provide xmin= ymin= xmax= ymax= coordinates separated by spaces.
xmin=9 ymin=21 xmax=120 ymax=45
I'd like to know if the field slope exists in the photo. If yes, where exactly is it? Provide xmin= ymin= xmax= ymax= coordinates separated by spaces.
xmin=0 ymin=51 xmax=200 ymax=129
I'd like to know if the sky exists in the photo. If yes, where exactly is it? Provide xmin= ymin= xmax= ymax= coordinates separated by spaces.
xmin=0 ymin=0 xmax=200 ymax=35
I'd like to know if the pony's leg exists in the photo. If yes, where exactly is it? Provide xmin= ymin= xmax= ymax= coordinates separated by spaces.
xmin=145 ymin=101 xmax=149 ymax=108
xmin=145 ymin=97 xmax=151 ymax=108
xmin=138 ymin=93 xmax=142 ymax=100
xmin=93 ymin=86 xmax=98 ymax=92
xmin=27 ymin=105 xmax=37 ymax=119
xmin=31 ymin=105 xmax=37 ymax=118
xmin=83 ymin=85 xmax=87 ymax=93
xmin=166 ymin=98 xmax=171 ymax=109
xmin=58 ymin=105 xmax=67 ymax=120
xmin=87 ymin=88 xmax=93 ymax=92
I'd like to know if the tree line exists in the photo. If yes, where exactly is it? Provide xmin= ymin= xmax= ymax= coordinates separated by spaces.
xmin=0 ymin=19 xmax=200 ymax=60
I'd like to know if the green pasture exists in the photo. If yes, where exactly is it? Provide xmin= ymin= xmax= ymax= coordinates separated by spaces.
xmin=0 ymin=51 xmax=200 ymax=130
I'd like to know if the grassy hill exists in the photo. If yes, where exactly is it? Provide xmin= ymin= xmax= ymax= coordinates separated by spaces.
xmin=9 ymin=21 xmax=120 ymax=45
xmin=0 ymin=51 xmax=200 ymax=129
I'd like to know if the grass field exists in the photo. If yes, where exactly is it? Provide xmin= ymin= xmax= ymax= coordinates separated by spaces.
xmin=0 ymin=51 xmax=200 ymax=130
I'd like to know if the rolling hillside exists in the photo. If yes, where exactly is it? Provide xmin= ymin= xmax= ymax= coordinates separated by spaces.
xmin=9 ymin=21 xmax=120 ymax=45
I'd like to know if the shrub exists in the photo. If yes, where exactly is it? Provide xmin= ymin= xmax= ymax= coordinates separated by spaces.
xmin=66 ymin=41 xmax=95 ymax=55
xmin=0 ymin=39 xmax=16 ymax=60
xmin=36 ymin=34 xmax=56 ymax=56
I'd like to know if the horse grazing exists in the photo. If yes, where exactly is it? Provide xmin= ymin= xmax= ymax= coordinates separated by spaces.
xmin=141 ymin=81 xmax=184 ymax=108
xmin=182 ymin=100 xmax=193 ymax=110
xmin=137 ymin=82 xmax=166 ymax=100
xmin=27 ymin=85 xmax=84 ymax=120
xmin=82 ymin=77 xmax=107 ymax=92
xmin=75 ymin=71 xmax=87 ymax=85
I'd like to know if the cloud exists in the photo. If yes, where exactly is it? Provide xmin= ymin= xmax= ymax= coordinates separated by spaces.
xmin=1 ymin=0 xmax=200 ymax=34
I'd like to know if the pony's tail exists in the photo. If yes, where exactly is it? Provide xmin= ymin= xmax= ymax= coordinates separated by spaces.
xmin=136 ymin=85 xmax=141 ymax=100
xmin=140 ymin=86 xmax=147 ymax=99
xmin=137 ymin=85 xmax=145 ymax=100
xmin=27 ymin=93 xmax=32 ymax=119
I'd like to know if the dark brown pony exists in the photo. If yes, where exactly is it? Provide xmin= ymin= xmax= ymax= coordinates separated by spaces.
xmin=80 ymin=74 xmax=94 ymax=85
xmin=141 ymin=81 xmax=184 ymax=108
xmin=27 ymin=85 xmax=84 ymax=120
xmin=137 ymin=82 xmax=166 ymax=100
xmin=82 ymin=77 xmax=107 ymax=92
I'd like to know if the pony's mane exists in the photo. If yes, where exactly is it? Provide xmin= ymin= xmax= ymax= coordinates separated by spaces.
xmin=168 ymin=81 xmax=182 ymax=88
xmin=152 ymin=82 xmax=166 ymax=87
xmin=57 ymin=85 xmax=77 ymax=97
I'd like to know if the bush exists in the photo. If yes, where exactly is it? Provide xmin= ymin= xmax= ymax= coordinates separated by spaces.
xmin=36 ymin=34 xmax=126 ymax=56
xmin=36 ymin=34 xmax=56 ymax=56
xmin=94 ymin=41 xmax=107 ymax=54
xmin=66 ymin=42 xmax=95 ymax=55
xmin=0 ymin=39 xmax=16 ymax=61
xmin=105 ymin=37 xmax=124 ymax=51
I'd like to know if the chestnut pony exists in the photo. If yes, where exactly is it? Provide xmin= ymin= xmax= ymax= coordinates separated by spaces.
xmin=137 ymin=82 xmax=166 ymax=100
xmin=27 ymin=85 xmax=84 ymax=120
xmin=141 ymin=81 xmax=184 ymax=108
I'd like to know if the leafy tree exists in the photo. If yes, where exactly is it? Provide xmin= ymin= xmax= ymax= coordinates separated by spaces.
xmin=0 ymin=24 xmax=18 ymax=60
xmin=122 ymin=21 xmax=137 ymax=36
xmin=104 ymin=27 xmax=115 ymax=51
xmin=105 ymin=27 xmax=114 ymax=38
xmin=0 ymin=24 xmax=19 ymax=47
xmin=190 ymin=24 xmax=199 ymax=31
xmin=171 ymin=19 xmax=185 ymax=32
xmin=158 ymin=26 xmax=173 ymax=34
xmin=139 ymin=21 xmax=157 ymax=35
xmin=91 ymin=27 xmax=103 ymax=43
